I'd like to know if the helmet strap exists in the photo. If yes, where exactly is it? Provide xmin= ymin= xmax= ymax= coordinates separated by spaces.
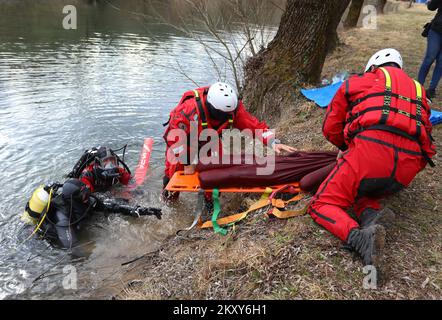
xmin=206 ymin=101 xmax=231 ymax=123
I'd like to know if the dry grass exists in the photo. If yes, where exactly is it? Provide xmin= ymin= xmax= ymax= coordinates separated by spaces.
xmin=118 ymin=3 xmax=441 ymax=300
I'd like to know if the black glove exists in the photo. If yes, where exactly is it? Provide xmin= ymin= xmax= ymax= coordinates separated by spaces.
xmin=100 ymin=168 xmax=121 ymax=179
xmin=161 ymin=189 xmax=179 ymax=203
xmin=131 ymin=206 xmax=162 ymax=220
xmin=162 ymin=176 xmax=179 ymax=203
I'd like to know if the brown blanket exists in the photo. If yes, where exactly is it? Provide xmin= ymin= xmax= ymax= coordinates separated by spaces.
xmin=197 ymin=152 xmax=338 ymax=192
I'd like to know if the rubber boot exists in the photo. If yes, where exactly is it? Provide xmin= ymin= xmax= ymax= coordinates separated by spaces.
xmin=359 ymin=207 xmax=396 ymax=228
xmin=347 ymin=225 xmax=386 ymax=267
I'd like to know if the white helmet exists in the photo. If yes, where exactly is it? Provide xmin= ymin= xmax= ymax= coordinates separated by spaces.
xmin=365 ymin=48 xmax=403 ymax=72
xmin=207 ymin=82 xmax=238 ymax=113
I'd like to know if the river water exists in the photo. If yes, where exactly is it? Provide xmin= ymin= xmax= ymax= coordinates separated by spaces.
xmin=0 ymin=0 xmax=281 ymax=299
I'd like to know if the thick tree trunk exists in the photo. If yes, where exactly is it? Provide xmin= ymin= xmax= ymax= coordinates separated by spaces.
xmin=242 ymin=0 xmax=350 ymax=121
xmin=327 ymin=0 xmax=351 ymax=53
xmin=344 ymin=0 xmax=365 ymax=29
xmin=376 ymin=0 xmax=387 ymax=14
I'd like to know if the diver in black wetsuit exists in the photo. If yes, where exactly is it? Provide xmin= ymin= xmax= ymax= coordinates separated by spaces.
xmin=22 ymin=179 xmax=162 ymax=257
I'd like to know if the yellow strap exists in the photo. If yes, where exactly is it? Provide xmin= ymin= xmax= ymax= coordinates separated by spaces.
xmin=270 ymin=193 xmax=308 ymax=219
xmin=272 ymin=199 xmax=286 ymax=209
xmin=380 ymin=67 xmax=423 ymax=102
xmin=398 ymin=95 xmax=411 ymax=102
xmin=193 ymin=89 xmax=200 ymax=99
xmin=379 ymin=69 xmax=424 ymax=129
xmin=379 ymin=67 xmax=392 ymax=90
xmin=413 ymin=80 xmax=423 ymax=101
xmin=200 ymin=212 xmax=250 ymax=229
xmin=271 ymin=193 xmax=306 ymax=208
xmin=271 ymin=206 xmax=308 ymax=219
xmin=200 ymin=188 xmax=273 ymax=229
xmin=413 ymin=80 xmax=423 ymax=128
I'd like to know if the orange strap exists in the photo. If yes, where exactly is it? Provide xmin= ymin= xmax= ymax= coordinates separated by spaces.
xmin=200 ymin=190 xmax=308 ymax=230
xmin=200 ymin=188 xmax=273 ymax=229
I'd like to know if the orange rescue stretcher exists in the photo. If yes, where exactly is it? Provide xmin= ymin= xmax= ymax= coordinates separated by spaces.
xmin=165 ymin=171 xmax=308 ymax=235
xmin=165 ymin=171 xmax=301 ymax=194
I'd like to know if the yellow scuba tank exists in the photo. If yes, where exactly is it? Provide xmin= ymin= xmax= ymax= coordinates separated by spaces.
xmin=21 ymin=186 xmax=51 ymax=225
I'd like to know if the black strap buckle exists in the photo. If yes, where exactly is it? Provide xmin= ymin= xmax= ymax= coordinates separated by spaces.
xmin=25 ymin=203 xmax=41 ymax=219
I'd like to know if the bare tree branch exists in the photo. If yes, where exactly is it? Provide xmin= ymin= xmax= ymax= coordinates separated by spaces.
xmin=105 ymin=0 xmax=281 ymax=93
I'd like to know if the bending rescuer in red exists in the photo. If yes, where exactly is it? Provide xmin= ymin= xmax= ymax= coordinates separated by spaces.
xmin=162 ymin=82 xmax=296 ymax=202
xmin=309 ymin=48 xmax=436 ymax=270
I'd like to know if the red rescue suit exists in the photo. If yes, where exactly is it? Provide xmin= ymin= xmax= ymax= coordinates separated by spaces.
xmin=309 ymin=66 xmax=436 ymax=242
xmin=163 ymin=86 xmax=275 ymax=184
xmin=80 ymin=164 xmax=131 ymax=193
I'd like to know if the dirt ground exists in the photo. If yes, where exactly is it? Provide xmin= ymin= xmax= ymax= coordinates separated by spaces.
xmin=119 ymin=3 xmax=441 ymax=300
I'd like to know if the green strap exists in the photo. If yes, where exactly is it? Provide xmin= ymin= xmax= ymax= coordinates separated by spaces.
xmin=211 ymin=189 xmax=228 ymax=236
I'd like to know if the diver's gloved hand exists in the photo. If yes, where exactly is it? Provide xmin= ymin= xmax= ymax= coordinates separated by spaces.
xmin=100 ymin=168 xmax=121 ymax=179
xmin=161 ymin=189 xmax=179 ymax=204
xmin=131 ymin=206 xmax=162 ymax=220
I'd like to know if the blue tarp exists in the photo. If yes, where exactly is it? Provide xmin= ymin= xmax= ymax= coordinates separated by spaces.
xmin=300 ymin=81 xmax=343 ymax=108
xmin=431 ymin=109 xmax=442 ymax=125
xmin=301 ymin=82 xmax=442 ymax=126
